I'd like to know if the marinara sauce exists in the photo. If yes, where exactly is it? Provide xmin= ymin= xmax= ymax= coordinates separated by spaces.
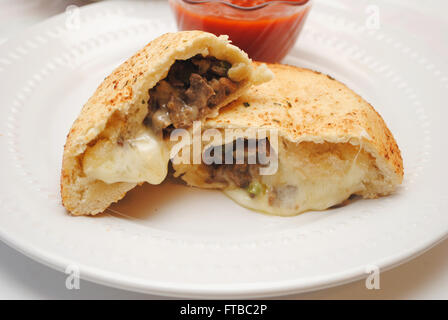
xmin=169 ymin=0 xmax=312 ymax=62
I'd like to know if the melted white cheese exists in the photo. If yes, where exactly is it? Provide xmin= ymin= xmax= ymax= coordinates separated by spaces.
xmin=83 ymin=127 xmax=169 ymax=185
xmin=224 ymin=146 xmax=368 ymax=216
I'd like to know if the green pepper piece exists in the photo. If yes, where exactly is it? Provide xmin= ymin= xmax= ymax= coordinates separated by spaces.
xmin=247 ymin=181 xmax=263 ymax=198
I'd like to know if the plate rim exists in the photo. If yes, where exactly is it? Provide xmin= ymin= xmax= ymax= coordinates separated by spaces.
xmin=1 ymin=222 xmax=446 ymax=298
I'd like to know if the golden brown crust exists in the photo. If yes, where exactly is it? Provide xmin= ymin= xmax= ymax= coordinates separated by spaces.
xmin=205 ymin=63 xmax=403 ymax=182
xmin=61 ymin=31 xmax=272 ymax=215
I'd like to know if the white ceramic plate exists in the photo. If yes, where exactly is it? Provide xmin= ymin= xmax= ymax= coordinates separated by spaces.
xmin=0 ymin=0 xmax=447 ymax=298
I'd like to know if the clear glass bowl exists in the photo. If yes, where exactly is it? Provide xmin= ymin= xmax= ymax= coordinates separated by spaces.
xmin=169 ymin=0 xmax=312 ymax=62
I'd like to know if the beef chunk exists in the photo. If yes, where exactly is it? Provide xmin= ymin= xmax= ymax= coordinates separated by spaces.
xmin=210 ymin=60 xmax=232 ymax=77
xmin=207 ymin=78 xmax=226 ymax=106
xmin=208 ymin=77 xmax=238 ymax=107
xmin=191 ymin=57 xmax=211 ymax=75
xmin=185 ymin=73 xmax=214 ymax=113
xmin=224 ymin=164 xmax=252 ymax=188
xmin=204 ymin=139 xmax=270 ymax=188
xmin=149 ymin=80 xmax=179 ymax=110
xmin=208 ymin=164 xmax=254 ymax=188
xmin=167 ymin=96 xmax=199 ymax=128
xmin=146 ymin=56 xmax=238 ymax=134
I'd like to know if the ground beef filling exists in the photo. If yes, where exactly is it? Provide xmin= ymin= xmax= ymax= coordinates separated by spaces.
xmin=207 ymin=163 xmax=259 ymax=189
xmin=207 ymin=161 xmax=297 ymax=205
xmin=146 ymin=55 xmax=238 ymax=134
xmin=203 ymin=139 xmax=298 ymax=205
xmin=204 ymin=139 xmax=266 ymax=196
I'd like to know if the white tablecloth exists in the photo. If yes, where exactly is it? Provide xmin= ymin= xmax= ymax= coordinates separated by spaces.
xmin=0 ymin=0 xmax=447 ymax=299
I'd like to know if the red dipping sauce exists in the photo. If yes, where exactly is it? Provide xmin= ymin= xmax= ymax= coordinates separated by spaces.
xmin=169 ymin=0 xmax=312 ymax=62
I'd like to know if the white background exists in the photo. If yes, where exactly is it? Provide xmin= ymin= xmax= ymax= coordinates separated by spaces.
xmin=0 ymin=0 xmax=447 ymax=299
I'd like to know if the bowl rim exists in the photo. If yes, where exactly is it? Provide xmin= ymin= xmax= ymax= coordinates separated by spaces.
xmin=177 ymin=0 xmax=312 ymax=11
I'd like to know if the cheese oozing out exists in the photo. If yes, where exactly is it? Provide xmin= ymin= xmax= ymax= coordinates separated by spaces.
xmin=217 ymin=140 xmax=374 ymax=216
xmin=225 ymin=160 xmax=366 ymax=216
xmin=82 ymin=127 xmax=169 ymax=185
